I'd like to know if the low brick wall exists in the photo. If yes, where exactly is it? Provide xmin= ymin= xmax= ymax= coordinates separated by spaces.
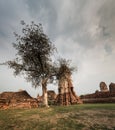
xmin=80 ymin=92 xmax=115 ymax=103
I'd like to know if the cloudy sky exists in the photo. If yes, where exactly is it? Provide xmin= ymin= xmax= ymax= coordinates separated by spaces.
xmin=0 ymin=0 xmax=115 ymax=97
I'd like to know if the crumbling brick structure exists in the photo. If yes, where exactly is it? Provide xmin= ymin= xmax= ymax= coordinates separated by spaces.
xmin=0 ymin=90 xmax=38 ymax=109
xmin=47 ymin=90 xmax=57 ymax=105
xmin=56 ymin=74 xmax=82 ymax=105
xmin=100 ymin=82 xmax=109 ymax=92
xmin=47 ymin=90 xmax=57 ymax=101
xmin=80 ymin=82 xmax=115 ymax=103
xmin=109 ymin=83 xmax=115 ymax=93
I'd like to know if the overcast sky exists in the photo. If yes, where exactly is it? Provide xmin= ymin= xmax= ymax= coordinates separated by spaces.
xmin=0 ymin=0 xmax=115 ymax=97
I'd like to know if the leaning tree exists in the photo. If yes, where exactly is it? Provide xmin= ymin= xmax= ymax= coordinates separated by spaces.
xmin=5 ymin=21 xmax=56 ymax=107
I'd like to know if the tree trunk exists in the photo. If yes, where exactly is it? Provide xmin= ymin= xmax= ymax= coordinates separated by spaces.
xmin=42 ymin=78 xmax=49 ymax=107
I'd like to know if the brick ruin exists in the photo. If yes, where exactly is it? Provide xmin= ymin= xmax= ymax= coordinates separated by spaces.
xmin=55 ymin=73 xmax=82 ymax=106
xmin=47 ymin=90 xmax=57 ymax=105
xmin=100 ymin=82 xmax=109 ymax=92
xmin=1 ymin=81 xmax=114 ymax=109
xmin=1 ymin=82 xmax=114 ymax=108
xmin=0 ymin=90 xmax=38 ymax=109
xmin=109 ymin=83 xmax=115 ymax=93
xmin=80 ymin=82 xmax=115 ymax=103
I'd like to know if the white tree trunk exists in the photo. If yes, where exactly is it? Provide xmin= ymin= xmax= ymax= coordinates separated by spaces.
xmin=42 ymin=79 xmax=49 ymax=107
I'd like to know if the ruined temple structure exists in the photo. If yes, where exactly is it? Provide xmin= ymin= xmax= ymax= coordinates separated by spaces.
xmin=80 ymin=82 xmax=115 ymax=103
xmin=109 ymin=83 xmax=115 ymax=93
xmin=47 ymin=90 xmax=57 ymax=105
xmin=47 ymin=90 xmax=57 ymax=101
xmin=56 ymin=73 xmax=82 ymax=106
xmin=0 ymin=90 xmax=38 ymax=109
xmin=100 ymin=82 xmax=109 ymax=92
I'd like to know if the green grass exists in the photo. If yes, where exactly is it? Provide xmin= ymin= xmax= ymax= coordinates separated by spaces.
xmin=0 ymin=104 xmax=115 ymax=130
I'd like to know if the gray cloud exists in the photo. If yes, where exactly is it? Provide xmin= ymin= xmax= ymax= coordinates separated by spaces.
xmin=25 ymin=0 xmax=58 ymax=39
xmin=25 ymin=0 xmax=115 ymax=48
xmin=0 ymin=0 xmax=115 ymax=97
xmin=98 ymin=0 xmax=115 ymax=38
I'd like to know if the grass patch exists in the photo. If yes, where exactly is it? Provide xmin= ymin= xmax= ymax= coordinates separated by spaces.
xmin=0 ymin=104 xmax=115 ymax=130
xmin=90 ymin=124 xmax=114 ymax=130
xmin=57 ymin=118 xmax=85 ymax=130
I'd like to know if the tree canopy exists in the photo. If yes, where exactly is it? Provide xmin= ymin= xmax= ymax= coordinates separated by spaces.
xmin=7 ymin=21 xmax=56 ymax=88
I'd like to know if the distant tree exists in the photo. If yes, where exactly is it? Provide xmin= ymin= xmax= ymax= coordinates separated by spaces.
xmin=5 ymin=21 xmax=56 ymax=107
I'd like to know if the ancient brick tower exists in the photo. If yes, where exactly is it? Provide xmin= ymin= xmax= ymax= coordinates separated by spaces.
xmin=56 ymin=72 xmax=82 ymax=105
